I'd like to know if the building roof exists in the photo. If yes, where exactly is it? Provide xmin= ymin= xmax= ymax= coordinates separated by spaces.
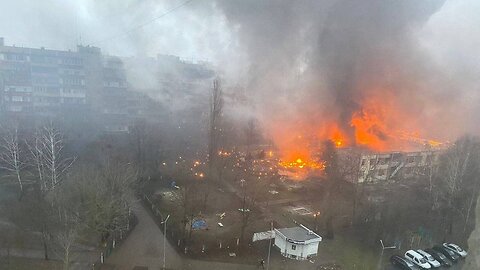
xmin=275 ymin=224 xmax=322 ymax=243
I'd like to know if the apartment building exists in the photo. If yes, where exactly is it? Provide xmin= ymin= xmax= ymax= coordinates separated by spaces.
xmin=0 ymin=38 xmax=87 ymax=115
xmin=0 ymin=38 xmax=215 ymax=133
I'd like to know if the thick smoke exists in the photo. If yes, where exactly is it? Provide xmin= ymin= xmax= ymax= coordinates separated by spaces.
xmin=0 ymin=0 xmax=479 ymax=150
xmin=215 ymin=0 xmax=479 ymax=151
xmin=315 ymin=0 xmax=445 ymax=137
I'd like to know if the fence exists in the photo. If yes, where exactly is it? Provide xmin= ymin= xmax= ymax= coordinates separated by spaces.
xmin=142 ymin=194 xmax=184 ymax=251
xmin=91 ymin=214 xmax=138 ymax=270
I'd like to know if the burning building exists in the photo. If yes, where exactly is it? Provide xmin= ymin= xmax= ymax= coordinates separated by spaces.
xmin=357 ymin=150 xmax=442 ymax=183
xmin=215 ymin=1 xmax=473 ymax=173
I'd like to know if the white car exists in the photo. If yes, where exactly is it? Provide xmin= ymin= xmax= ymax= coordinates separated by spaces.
xmin=443 ymin=243 xmax=468 ymax=258
xmin=405 ymin=250 xmax=431 ymax=269
xmin=416 ymin=250 xmax=441 ymax=268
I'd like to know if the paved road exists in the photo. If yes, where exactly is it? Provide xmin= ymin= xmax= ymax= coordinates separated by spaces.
xmin=105 ymin=200 xmax=183 ymax=270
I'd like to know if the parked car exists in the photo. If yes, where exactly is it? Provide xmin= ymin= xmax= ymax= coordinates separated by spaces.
xmin=433 ymin=245 xmax=459 ymax=262
xmin=425 ymin=248 xmax=453 ymax=267
xmin=405 ymin=250 xmax=431 ymax=269
xmin=416 ymin=250 xmax=441 ymax=268
xmin=443 ymin=243 xmax=468 ymax=258
xmin=390 ymin=255 xmax=420 ymax=270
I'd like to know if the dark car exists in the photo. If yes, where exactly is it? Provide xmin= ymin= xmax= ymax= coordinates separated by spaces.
xmin=390 ymin=255 xmax=421 ymax=270
xmin=425 ymin=248 xmax=453 ymax=267
xmin=433 ymin=245 xmax=459 ymax=262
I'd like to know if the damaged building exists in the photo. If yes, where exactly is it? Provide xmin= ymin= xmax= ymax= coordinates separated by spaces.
xmin=358 ymin=150 xmax=442 ymax=183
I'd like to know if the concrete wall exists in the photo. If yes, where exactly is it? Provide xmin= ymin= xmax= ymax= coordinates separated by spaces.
xmin=274 ymin=235 xmax=319 ymax=260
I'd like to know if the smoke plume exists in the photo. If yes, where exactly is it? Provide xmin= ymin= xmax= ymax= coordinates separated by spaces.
xmin=216 ymin=0 xmax=479 ymax=154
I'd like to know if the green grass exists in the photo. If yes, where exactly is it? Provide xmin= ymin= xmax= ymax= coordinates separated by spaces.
xmin=320 ymin=234 xmax=379 ymax=270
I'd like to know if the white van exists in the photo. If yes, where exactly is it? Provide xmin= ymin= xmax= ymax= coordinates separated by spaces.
xmin=405 ymin=250 xmax=431 ymax=269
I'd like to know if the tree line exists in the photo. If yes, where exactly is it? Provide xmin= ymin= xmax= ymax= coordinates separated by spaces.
xmin=0 ymin=121 xmax=139 ymax=270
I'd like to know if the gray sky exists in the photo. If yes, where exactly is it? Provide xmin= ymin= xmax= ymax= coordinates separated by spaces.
xmin=0 ymin=0 xmax=235 ymax=61
xmin=1 ymin=0 xmax=479 ymax=147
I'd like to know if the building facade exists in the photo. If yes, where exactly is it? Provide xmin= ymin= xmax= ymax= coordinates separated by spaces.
xmin=0 ymin=38 xmax=215 ymax=134
xmin=358 ymin=150 xmax=442 ymax=183
xmin=0 ymin=39 xmax=138 ymax=132
xmin=0 ymin=40 xmax=87 ymax=116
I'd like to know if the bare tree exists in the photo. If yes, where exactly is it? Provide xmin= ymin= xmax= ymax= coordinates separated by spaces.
xmin=320 ymin=140 xmax=341 ymax=239
xmin=0 ymin=125 xmax=26 ymax=198
xmin=27 ymin=129 xmax=46 ymax=193
xmin=203 ymin=78 xmax=223 ymax=210
xmin=436 ymin=136 xmax=480 ymax=237
xmin=130 ymin=119 xmax=147 ymax=175
xmin=208 ymin=78 xmax=224 ymax=173
xmin=29 ymin=124 xmax=75 ymax=193
xmin=338 ymin=149 xmax=362 ymax=224
xmin=53 ymin=209 xmax=80 ymax=270
xmin=238 ymin=177 xmax=261 ymax=249
xmin=72 ymin=162 xmax=138 ymax=238
xmin=22 ymin=124 xmax=77 ymax=260
xmin=56 ymin=226 xmax=78 ymax=270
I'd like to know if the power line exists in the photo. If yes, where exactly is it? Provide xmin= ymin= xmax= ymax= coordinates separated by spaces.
xmin=89 ymin=0 xmax=195 ymax=46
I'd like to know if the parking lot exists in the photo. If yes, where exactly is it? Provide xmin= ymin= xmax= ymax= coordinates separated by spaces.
xmin=385 ymin=258 xmax=465 ymax=270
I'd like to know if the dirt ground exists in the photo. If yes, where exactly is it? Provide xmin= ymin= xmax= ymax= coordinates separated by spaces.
xmin=144 ymin=175 xmax=359 ymax=267
xmin=0 ymin=257 xmax=63 ymax=270
xmin=143 ymin=164 xmax=476 ymax=270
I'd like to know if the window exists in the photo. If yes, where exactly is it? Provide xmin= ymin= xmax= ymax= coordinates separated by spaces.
xmin=291 ymin=245 xmax=296 ymax=250
xmin=12 ymin=96 xmax=23 ymax=102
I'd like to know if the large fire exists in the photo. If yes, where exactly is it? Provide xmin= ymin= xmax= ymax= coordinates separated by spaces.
xmin=277 ymin=123 xmax=346 ymax=175
xmin=350 ymin=90 xmax=447 ymax=151
xmin=273 ymin=90 xmax=447 ymax=179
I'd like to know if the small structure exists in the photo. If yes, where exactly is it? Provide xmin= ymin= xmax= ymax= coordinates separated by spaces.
xmin=274 ymin=224 xmax=322 ymax=260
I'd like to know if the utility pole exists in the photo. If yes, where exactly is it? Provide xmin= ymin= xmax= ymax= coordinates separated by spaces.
xmin=314 ymin=212 xmax=320 ymax=232
xmin=267 ymin=221 xmax=273 ymax=270
xmin=161 ymin=214 xmax=170 ymax=270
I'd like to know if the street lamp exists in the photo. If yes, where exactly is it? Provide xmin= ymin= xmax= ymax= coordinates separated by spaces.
xmin=160 ymin=214 xmax=170 ymax=270
xmin=313 ymin=212 xmax=320 ymax=232
xmin=266 ymin=221 xmax=273 ymax=270
xmin=377 ymin=239 xmax=396 ymax=270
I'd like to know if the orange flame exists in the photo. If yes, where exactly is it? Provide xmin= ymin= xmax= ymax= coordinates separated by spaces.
xmin=267 ymin=87 xmax=447 ymax=180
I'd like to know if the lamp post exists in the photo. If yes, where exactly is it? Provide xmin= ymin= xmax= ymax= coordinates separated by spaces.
xmin=377 ymin=239 xmax=396 ymax=270
xmin=313 ymin=212 xmax=320 ymax=232
xmin=267 ymin=221 xmax=273 ymax=270
xmin=161 ymin=214 xmax=170 ymax=270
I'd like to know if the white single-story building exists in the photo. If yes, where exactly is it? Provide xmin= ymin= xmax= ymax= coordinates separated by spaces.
xmin=274 ymin=224 xmax=322 ymax=260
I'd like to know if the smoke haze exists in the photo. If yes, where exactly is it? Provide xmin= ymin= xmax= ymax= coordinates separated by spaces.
xmin=1 ymin=0 xmax=479 ymax=151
